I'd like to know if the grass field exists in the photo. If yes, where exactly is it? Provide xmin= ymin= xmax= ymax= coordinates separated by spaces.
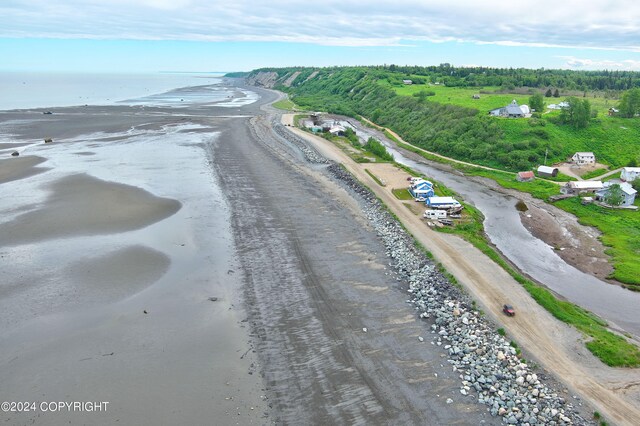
xmin=272 ymin=98 xmax=297 ymax=110
xmin=392 ymin=188 xmax=414 ymax=200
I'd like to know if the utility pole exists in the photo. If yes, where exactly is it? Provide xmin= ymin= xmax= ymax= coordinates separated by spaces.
xmin=544 ymin=147 xmax=548 ymax=166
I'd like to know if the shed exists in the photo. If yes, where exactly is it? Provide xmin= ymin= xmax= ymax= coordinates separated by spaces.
xmin=472 ymin=94 xmax=481 ymax=99
xmin=621 ymin=167 xmax=640 ymax=182
xmin=402 ymin=79 xmax=413 ymax=85
xmin=537 ymin=165 xmax=559 ymax=178
xmin=516 ymin=171 xmax=535 ymax=182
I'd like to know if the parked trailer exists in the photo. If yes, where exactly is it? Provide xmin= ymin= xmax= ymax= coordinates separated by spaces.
xmin=423 ymin=209 xmax=447 ymax=219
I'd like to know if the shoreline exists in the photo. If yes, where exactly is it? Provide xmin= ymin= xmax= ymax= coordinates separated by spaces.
xmin=0 ymin=85 xmax=270 ymax=425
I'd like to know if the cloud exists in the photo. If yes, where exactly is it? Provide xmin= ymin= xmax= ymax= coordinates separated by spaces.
xmin=2 ymin=0 xmax=640 ymax=54
xmin=558 ymin=56 xmax=640 ymax=70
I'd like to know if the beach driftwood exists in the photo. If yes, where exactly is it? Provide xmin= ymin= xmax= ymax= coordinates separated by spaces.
xmin=11 ymin=151 xmax=19 ymax=157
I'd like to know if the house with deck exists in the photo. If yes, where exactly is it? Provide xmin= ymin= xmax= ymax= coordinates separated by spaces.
xmin=595 ymin=181 xmax=637 ymax=206
xmin=621 ymin=167 xmax=640 ymax=182
xmin=571 ymin=152 xmax=596 ymax=165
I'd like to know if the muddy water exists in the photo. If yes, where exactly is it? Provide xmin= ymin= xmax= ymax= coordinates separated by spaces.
xmin=348 ymin=123 xmax=640 ymax=338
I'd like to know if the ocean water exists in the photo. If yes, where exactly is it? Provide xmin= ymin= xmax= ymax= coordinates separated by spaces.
xmin=0 ymin=72 xmax=225 ymax=110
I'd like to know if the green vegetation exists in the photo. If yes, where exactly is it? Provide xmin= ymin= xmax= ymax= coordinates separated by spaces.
xmin=580 ymin=168 xmax=610 ymax=180
xmin=555 ymin=198 xmax=640 ymax=287
xmin=558 ymin=97 xmax=592 ymax=129
xmin=619 ymin=88 xmax=640 ymax=117
xmin=497 ymin=328 xmax=506 ymax=336
xmin=254 ymin=66 xmax=640 ymax=172
xmin=364 ymin=137 xmax=394 ymax=161
xmin=392 ymin=188 xmax=414 ymax=200
xmin=272 ymin=98 xmax=297 ymax=110
xmin=364 ymin=169 xmax=385 ymax=186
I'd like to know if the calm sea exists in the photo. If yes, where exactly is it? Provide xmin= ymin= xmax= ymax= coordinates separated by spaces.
xmin=0 ymin=72 xmax=224 ymax=111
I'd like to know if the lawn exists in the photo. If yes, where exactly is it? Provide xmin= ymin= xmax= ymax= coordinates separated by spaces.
xmin=272 ymin=98 xmax=297 ymax=110
xmin=392 ymin=188 xmax=414 ymax=200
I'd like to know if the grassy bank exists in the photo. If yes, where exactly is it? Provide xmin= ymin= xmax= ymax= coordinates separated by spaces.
xmin=272 ymin=98 xmax=297 ymax=111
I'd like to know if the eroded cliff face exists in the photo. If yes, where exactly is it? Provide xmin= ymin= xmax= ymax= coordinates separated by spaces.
xmin=246 ymin=71 xmax=279 ymax=88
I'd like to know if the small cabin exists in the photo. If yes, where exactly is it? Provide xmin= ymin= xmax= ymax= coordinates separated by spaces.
xmin=517 ymin=171 xmax=535 ymax=182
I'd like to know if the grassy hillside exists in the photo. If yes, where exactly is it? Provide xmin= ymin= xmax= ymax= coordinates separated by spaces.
xmin=258 ymin=66 xmax=640 ymax=171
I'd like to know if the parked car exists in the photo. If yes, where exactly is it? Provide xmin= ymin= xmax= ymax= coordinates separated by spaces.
xmin=503 ymin=304 xmax=515 ymax=316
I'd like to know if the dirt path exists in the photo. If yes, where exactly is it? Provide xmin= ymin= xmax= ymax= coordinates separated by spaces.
xmin=284 ymin=116 xmax=640 ymax=426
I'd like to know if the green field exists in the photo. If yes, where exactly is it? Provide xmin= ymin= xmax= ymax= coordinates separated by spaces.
xmin=272 ymin=98 xmax=297 ymax=110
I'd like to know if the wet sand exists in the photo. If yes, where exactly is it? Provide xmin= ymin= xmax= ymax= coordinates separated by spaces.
xmin=0 ymin=85 xmax=270 ymax=425
xmin=1 ymin=82 xmax=497 ymax=425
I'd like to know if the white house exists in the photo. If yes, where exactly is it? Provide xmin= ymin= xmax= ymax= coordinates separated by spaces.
xmin=595 ymin=181 xmax=637 ymax=206
xmin=572 ymin=152 xmax=596 ymax=165
xmin=402 ymin=79 xmax=413 ymax=85
xmin=621 ymin=167 xmax=640 ymax=182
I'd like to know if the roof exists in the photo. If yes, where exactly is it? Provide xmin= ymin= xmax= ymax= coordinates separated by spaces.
xmin=574 ymin=152 xmax=595 ymax=157
xmin=568 ymin=181 xmax=603 ymax=190
xmin=622 ymin=167 xmax=640 ymax=173
xmin=329 ymin=125 xmax=346 ymax=133
xmin=602 ymin=181 xmax=637 ymax=196
xmin=518 ymin=171 xmax=535 ymax=179
xmin=427 ymin=196 xmax=459 ymax=204
xmin=537 ymin=165 xmax=558 ymax=173
xmin=412 ymin=181 xmax=433 ymax=189
xmin=505 ymin=100 xmax=524 ymax=115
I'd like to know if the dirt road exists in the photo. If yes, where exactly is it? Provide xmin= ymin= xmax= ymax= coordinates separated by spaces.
xmin=283 ymin=115 xmax=640 ymax=426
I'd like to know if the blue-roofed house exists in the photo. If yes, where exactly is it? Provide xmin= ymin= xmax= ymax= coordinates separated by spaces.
xmin=409 ymin=180 xmax=434 ymax=200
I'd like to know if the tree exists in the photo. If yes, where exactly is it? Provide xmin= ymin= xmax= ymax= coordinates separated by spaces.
xmin=560 ymin=97 xmax=591 ymax=128
xmin=529 ymin=93 xmax=545 ymax=112
xmin=604 ymin=184 xmax=624 ymax=206
xmin=553 ymin=88 xmax=560 ymax=97
xmin=545 ymin=88 xmax=553 ymax=97
xmin=618 ymin=88 xmax=640 ymax=118
xmin=632 ymin=180 xmax=640 ymax=192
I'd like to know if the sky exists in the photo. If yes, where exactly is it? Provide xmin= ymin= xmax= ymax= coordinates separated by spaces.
xmin=2 ymin=0 xmax=640 ymax=73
